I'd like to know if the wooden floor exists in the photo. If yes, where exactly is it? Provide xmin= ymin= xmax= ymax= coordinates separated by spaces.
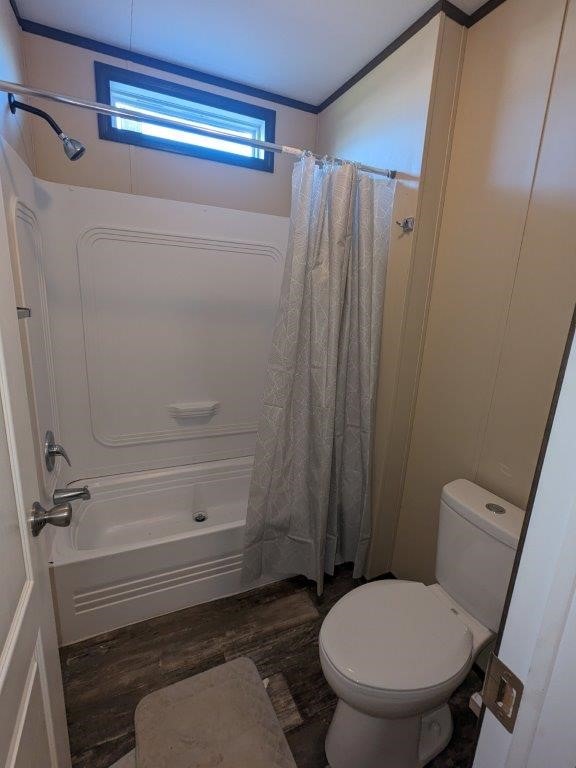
xmin=60 ymin=566 xmax=482 ymax=768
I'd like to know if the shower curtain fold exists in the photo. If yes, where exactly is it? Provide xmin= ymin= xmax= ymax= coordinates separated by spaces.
xmin=242 ymin=155 xmax=395 ymax=594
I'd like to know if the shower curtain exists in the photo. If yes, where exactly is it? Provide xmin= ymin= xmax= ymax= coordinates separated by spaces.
xmin=242 ymin=154 xmax=395 ymax=593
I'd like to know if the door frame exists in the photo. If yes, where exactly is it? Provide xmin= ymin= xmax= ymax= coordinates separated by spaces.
xmin=472 ymin=306 xmax=576 ymax=766
xmin=0 ymin=143 xmax=71 ymax=767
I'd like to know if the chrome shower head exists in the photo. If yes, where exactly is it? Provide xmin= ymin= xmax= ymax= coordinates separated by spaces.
xmin=60 ymin=134 xmax=86 ymax=161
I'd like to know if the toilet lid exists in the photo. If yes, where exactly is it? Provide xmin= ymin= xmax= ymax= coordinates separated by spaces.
xmin=320 ymin=581 xmax=473 ymax=692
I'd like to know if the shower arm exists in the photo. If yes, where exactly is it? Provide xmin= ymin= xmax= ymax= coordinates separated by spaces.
xmin=8 ymin=91 xmax=86 ymax=161
xmin=8 ymin=93 xmax=64 ymax=138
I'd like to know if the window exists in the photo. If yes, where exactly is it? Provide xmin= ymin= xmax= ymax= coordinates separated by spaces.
xmin=94 ymin=63 xmax=276 ymax=172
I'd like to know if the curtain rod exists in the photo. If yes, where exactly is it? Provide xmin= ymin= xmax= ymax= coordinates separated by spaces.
xmin=0 ymin=79 xmax=396 ymax=179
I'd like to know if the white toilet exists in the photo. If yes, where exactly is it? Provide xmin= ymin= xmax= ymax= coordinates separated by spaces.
xmin=319 ymin=479 xmax=524 ymax=768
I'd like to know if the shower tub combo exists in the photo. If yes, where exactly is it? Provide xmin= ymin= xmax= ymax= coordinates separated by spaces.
xmin=49 ymin=457 xmax=260 ymax=645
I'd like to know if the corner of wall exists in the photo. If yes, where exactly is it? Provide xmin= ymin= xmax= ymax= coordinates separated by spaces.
xmin=367 ymin=11 xmax=466 ymax=580
xmin=390 ymin=0 xmax=570 ymax=583
xmin=0 ymin=0 xmax=36 ymax=171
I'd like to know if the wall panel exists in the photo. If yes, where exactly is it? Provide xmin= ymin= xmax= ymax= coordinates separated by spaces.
xmin=475 ymin=0 xmax=576 ymax=504
xmin=392 ymin=0 xmax=570 ymax=582
xmin=0 ymin=0 xmax=34 ymax=166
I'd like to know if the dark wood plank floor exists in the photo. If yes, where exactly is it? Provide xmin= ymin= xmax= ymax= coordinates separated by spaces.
xmin=60 ymin=566 xmax=482 ymax=768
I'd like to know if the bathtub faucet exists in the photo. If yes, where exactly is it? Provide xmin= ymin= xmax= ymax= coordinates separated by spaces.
xmin=53 ymin=486 xmax=91 ymax=505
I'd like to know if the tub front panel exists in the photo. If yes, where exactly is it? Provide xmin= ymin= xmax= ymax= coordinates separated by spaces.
xmin=51 ymin=522 xmax=245 ymax=645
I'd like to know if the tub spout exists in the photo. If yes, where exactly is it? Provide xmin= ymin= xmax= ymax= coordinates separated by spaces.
xmin=53 ymin=486 xmax=91 ymax=504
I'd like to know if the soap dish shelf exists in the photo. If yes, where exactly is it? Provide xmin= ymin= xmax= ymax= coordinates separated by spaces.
xmin=167 ymin=401 xmax=220 ymax=419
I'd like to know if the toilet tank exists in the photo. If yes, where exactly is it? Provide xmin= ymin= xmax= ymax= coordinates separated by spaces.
xmin=435 ymin=480 xmax=525 ymax=632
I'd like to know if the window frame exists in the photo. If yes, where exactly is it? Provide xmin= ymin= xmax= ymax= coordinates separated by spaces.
xmin=94 ymin=62 xmax=276 ymax=172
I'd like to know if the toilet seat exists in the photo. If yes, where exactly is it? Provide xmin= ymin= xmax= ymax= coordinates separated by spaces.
xmin=319 ymin=581 xmax=473 ymax=696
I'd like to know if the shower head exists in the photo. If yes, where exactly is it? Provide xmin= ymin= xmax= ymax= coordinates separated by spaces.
xmin=8 ymin=93 xmax=86 ymax=162
xmin=61 ymin=135 xmax=86 ymax=161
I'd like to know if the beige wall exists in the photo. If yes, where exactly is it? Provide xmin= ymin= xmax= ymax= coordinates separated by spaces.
xmin=392 ymin=0 xmax=576 ymax=583
xmin=367 ymin=16 xmax=465 ymax=578
xmin=0 ymin=0 xmax=34 ymax=167
xmin=21 ymin=34 xmax=318 ymax=216
xmin=317 ymin=16 xmax=440 ymax=178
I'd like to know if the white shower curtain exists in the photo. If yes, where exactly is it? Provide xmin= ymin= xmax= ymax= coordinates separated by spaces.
xmin=242 ymin=154 xmax=395 ymax=593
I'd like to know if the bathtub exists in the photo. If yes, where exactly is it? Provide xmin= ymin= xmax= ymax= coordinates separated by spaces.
xmin=49 ymin=457 xmax=259 ymax=645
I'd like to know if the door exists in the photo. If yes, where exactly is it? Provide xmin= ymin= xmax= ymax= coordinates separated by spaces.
xmin=0 ymin=171 xmax=71 ymax=763
xmin=473 ymin=317 xmax=576 ymax=768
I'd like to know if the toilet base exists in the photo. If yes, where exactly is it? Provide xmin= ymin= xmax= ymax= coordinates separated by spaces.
xmin=325 ymin=700 xmax=453 ymax=768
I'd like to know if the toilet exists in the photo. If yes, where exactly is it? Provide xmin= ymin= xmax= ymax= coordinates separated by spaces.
xmin=319 ymin=479 xmax=524 ymax=768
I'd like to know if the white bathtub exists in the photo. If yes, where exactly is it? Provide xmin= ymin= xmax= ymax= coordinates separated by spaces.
xmin=49 ymin=457 xmax=258 ymax=645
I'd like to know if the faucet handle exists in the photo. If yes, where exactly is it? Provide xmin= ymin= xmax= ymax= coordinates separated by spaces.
xmin=44 ymin=430 xmax=71 ymax=471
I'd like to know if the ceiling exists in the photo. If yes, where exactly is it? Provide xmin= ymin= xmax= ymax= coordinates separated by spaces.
xmin=16 ymin=0 xmax=487 ymax=105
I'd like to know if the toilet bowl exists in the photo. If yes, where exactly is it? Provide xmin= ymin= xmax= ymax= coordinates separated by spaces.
xmin=319 ymin=480 xmax=525 ymax=768
xmin=319 ymin=580 xmax=491 ymax=768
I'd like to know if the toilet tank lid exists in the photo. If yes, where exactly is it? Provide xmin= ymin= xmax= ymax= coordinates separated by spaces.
xmin=441 ymin=480 xmax=525 ymax=549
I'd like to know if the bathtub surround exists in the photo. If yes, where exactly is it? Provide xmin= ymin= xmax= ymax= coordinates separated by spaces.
xmin=242 ymin=156 xmax=395 ymax=593
xmin=59 ymin=566 xmax=481 ymax=768
xmin=1 ymin=137 xmax=289 ymax=481
xmin=0 ymin=138 xmax=291 ymax=646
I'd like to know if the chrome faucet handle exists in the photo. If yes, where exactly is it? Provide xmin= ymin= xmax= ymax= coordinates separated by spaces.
xmin=44 ymin=430 xmax=71 ymax=471
xmin=53 ymin=486 xmax=90 ymax=505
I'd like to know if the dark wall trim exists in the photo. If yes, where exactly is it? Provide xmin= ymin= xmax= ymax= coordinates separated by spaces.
xmin=442 ymin=0 xmax=471 ymax=27
xmin=318 ymin=0 xmax=509 ymax=111
xmin=467 ymin=0 xmax=510 ymax=27
xmin=11 ymin=0 xmax=509 ymax=115
xmin=8 ymin=0 xmax=22 ymax=24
